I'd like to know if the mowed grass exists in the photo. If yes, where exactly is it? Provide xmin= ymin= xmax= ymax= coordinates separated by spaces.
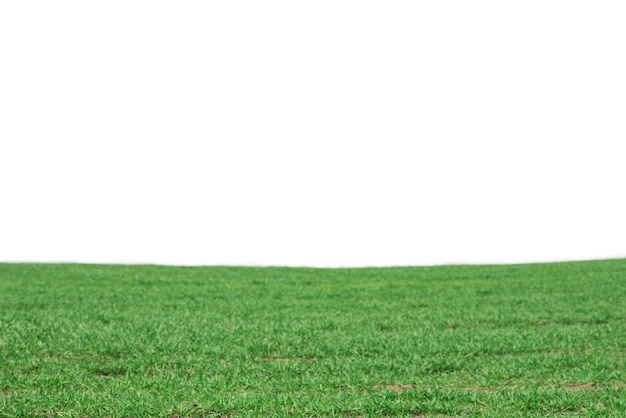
xmin=0 ymin=260 xmax=625 ymax=417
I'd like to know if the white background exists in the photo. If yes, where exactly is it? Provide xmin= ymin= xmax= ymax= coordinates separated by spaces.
xmin=1 ymin=1 xmax=624 ymax=267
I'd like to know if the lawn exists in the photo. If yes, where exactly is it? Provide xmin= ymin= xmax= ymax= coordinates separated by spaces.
xmin=0 ymin=259 xmax=624 ymax=417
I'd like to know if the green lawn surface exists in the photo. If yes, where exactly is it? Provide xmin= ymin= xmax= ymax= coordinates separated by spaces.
xmin=0 ymin=259 xmax=625 ymax=417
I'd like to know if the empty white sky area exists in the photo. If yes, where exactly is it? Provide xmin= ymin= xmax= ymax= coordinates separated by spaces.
xmin=1 ymin=1 xmax=625 ymax=267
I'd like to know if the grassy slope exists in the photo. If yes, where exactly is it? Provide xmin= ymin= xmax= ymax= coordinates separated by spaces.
xmin=0 ymin=259 xmax=624 ymax=417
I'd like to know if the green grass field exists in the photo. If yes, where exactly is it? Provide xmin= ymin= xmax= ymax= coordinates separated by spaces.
xmin=0 ymin=259 xmax=625 ymax=417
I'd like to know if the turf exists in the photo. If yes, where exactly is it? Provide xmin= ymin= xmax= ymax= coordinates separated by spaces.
xmin=0 ymin=259 xmax=625 ymax=417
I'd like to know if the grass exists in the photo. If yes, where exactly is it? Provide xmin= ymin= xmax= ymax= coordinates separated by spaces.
xmin=0 ymin=259 xmax=625 ymax=417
